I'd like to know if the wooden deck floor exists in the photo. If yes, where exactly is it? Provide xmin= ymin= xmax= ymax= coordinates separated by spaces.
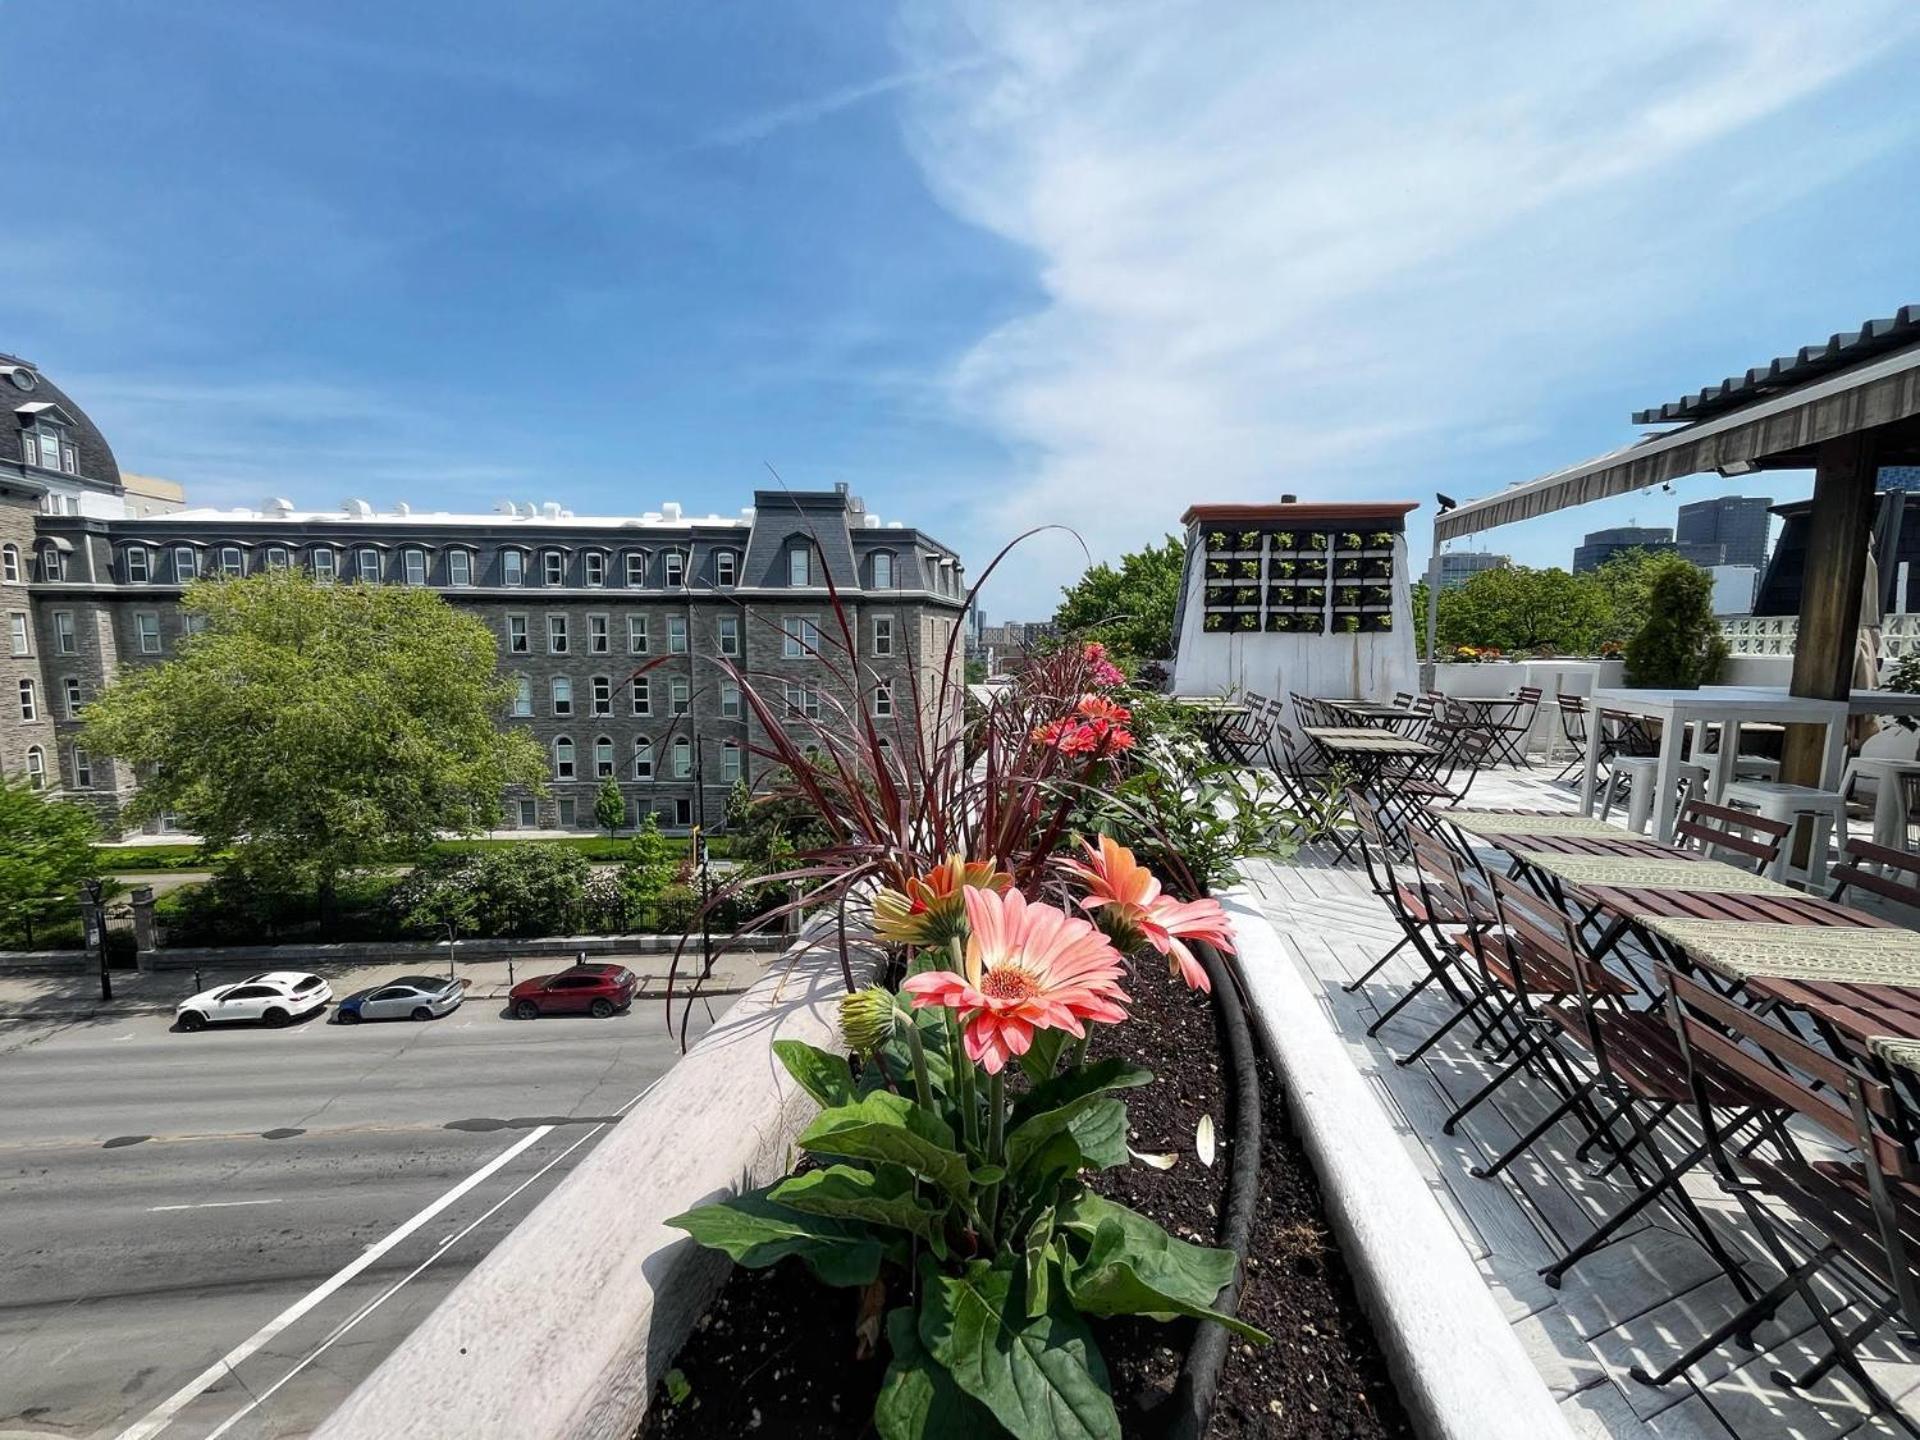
xmin=1238 ymin=767 xmax=1920 ymax=1440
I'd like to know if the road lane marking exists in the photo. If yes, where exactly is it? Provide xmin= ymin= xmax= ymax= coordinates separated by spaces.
xmin=200 ymin=1074 xmax=668 ymax=1438
xmin=147 ymin=1199 xmax=284 ymax=1213
xmin=111 ymin=1123 xmax=555 ymax=1440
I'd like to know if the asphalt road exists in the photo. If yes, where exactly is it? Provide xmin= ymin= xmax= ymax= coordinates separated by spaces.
xmin=0 ymin=991 xmax=719 ymax=1439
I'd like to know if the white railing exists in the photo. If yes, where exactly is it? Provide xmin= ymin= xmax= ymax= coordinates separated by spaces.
xmin=1721 ymin=614 xmax=1920 ymax=660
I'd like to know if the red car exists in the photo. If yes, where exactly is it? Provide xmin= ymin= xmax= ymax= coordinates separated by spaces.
xmin=509 ymin=964 xmax=638 ymax=1020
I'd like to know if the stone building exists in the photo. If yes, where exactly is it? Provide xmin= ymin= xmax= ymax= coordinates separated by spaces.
xmin=1 ymin=352 xmax=967 ymax=835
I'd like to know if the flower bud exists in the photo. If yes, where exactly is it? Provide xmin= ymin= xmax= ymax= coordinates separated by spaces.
xmin=839 ymin=986 xmax=896 ymax=1054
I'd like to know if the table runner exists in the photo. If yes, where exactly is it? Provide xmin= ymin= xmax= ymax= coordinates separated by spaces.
xmin=1444 ymin=811 xmax=1626 ymax=839
xmin=1515 ymin=852 xmax=1799 ymax=895
xmin=1867 ymin=1035 xmax=1920 ymax=1077
xmin=1639 ymin=916 xmax=1920 ymax=985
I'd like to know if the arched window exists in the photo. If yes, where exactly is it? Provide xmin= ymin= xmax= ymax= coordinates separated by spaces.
xmin=594 ymin=736 xmax=615 ymax=778
xmin=871 ymin=551 xmax=893 ymax=589
xmin=264 ymin=545 xmax=290 ymax=571
xmin=1 ymin=544 xmax=18 ymax=583
xmin=310 ymin=547 xmax=337 ymax=582
xmin=664 ymin=549 xmax=686 ymax=589
xmin=553 ymin=736 xmax=575 ymax=780
xmin=402 ymin=548 xmax=428 ymax=586
xmin=624 ymin=550 xmax=649 ymax=587
xmin=24 ymin=746 xmax=45 ymax=791
xmin=218 ymin=545 xmax=245 ymax=578
xmin=671 ymin=737 xmax=693 ymax=778
xmin=632 ymin=737 xmax=654 ymax=778
xmin=584 ymin=550 xmax=607 ymax=587
xmin=543 ymin=549 xmax=565 ymax=586
xmin=714 ymin=549 xmax=739 ymax=587
xmin=501 ymin=548 xmax=526 ymax=586
xmin=40 ymin=545 xmax=64 ymax=582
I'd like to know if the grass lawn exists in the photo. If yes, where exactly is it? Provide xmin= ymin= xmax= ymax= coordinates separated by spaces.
xmin=95 ymin=832 xmax=724 ymax=873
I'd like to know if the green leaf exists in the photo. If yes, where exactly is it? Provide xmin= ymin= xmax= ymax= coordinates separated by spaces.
xmin=1055 ymin=1191 xmax=1267 ymax=1342
xmin=799 ymin=1091 xmax=972 ymax=1203
xmin=771 ymin=1164 xmax=946 ymax=1247
xmin=1023 ymin=1206 xmax=1055 ymax=1320
xmin=1007 ymin=1094 xmax=1131 ymax=1177
xmin=918 ymin=1259 xmax=1120 ymax=1440
xmin=665 ymin=1187 xmax=887 ymax=1287
xmin=1015 ymin=1029 xmax=1070 ymax=1085
xmin=1009 ymin=1059 xmax=1152 ymax=1128
xmin=663 ymin=1368 xmax=692 ymax=1406
xmin=772 ymin=1039 xmax=857 ymax=1110
xmin=875 ymin=1307 xmax=997 ymax=1440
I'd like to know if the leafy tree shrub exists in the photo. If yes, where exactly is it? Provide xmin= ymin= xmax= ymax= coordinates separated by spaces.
xmin=389 ymin=843 xmax=588 ymax=939
xmin=1623 ymin=557 xmax=1728 ymax=689
xmin=0 ymin=775 xmax=99 ymax=946
xmin=157 ymin=870 xmax=407 ymax=945
xmin=652 ymin=883 xmax=701 ymax=934
xmin=593 ymin=776 xmax=626 ymax=838
xmin=1052 ymin=535 xmax=1184 ymax=664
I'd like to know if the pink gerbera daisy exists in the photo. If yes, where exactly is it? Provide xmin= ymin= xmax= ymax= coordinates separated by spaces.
xmin=1061 ymin=835 xmax=1235 ymax=993
xmin=899 ymin=887 xmax=1129 ymax=1074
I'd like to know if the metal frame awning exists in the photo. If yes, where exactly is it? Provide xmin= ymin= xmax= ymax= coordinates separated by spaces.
xmin=1435 ymin=336 xmax=1920 ymax=542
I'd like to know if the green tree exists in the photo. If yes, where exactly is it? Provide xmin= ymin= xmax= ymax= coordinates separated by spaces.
xmin=1053 ymin=535 xmax=1186 ymax=665
xmin=1623 ymin=557 xmax=1728 ymax=688
xmin=594 ymin=776 xmax=626 ymax=839
xmin=1587 ymin=548 xmax=1673 ymax=648
xmin=0 ymin=775 xmax=99 ymax=944
xmin=1434 ymin=565 xmax=1609 ymax=655
xmin=82 ymin=570 xmax=548 ymax=917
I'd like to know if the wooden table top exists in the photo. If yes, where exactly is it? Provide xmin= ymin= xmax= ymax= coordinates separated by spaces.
xmin=1301 ymin=726 xmax=1438 ymax=755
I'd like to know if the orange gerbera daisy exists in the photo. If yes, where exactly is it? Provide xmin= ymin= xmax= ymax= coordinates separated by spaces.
xmin=1076 ymin=693 xmax=1132 ymax=726
xmin=872 ymin=854 xmax=1013 ymax=947
xmin=899 ymin=887 xmax=1130 ymax=1074
xmin=1061 ymin=835 xmax=1235 ymax=993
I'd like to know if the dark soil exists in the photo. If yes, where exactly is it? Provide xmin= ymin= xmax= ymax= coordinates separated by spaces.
xmin=639 ymin=959 xmax=1413 ymax=1439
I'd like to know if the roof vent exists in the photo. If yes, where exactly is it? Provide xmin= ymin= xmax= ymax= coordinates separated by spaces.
xmin=887 ymin=520 xmax=905 ymax=529
xmin=343 ymin=497 xmax=374 ymax=519
xmin=863 ymin=512 xmax=882 ymax=527
xmin=394 ymin=501 xmax=411 ymax=517
xmin=265 ymin=497 xmax=294 ymax=516
xmin=493 ymin=498 xmax=517 ymax=515
xmin=662 ymin=501 xmax=683 ymax=522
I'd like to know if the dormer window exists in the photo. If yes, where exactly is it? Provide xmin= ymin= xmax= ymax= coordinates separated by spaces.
xmin=788 ymin=546 xmax=813 ymax=586
xmin=41 ymin=547 xmax=63 ymax=582
xmin=25 ymin=423 xmax=74 ymax=474
xmin=664 ymin=550 xmax=685 ymax=589
xmin=502 ymin=549 xmax=525 ymax=586
xmin=311 ymin=547 xmax=336 ymax=583
xmin=357 ymin=547 xmax=381 ymax=583
xmin=447 ymin=549 xmax=471 ymax=587
xmin=871 ymin=552 xmax=893 ymax=589
xmin=218 ymin=545 xmax=245 ymax=579
xmin=543 ymin=550 xmax=565 ymax=586
xmin=174 ymin=546 xmax=197 ymax=581
xmin=403 ymin=549 xmax=428 ymax=586
xmin=715 ymin=550 xmax=738 ymax=587
xmin=264 ymin=546 xmax=289 ymax=571
xmin=584 ymin=551 xmax=605 ymax=587
xmin=624 ymin=551 xmax=648 ymax=587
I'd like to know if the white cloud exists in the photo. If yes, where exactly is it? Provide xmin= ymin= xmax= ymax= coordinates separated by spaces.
xmin=894 ymin=0 xmax=1920 ymax=616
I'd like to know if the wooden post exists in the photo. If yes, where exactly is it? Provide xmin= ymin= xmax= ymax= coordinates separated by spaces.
xmin=1781 ymin=432 xmax=1880 ymax=788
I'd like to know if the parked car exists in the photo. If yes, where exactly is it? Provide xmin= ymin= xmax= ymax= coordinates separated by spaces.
xmin=509 ymin=964 xmax=637 ymax=1020
xmin=335 ymin=974 xmax=466 ymax=1024
xmin=175 ymin=971 xmax=333 ymax=1031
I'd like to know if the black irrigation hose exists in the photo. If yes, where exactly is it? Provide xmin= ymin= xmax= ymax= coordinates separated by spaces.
xmin=1166 ymin=938 xmax=1263 ymax=1440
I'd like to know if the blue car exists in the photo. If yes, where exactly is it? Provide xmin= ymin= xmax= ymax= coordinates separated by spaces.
xmin=335 ymin=974 xmax=465 ymax=1023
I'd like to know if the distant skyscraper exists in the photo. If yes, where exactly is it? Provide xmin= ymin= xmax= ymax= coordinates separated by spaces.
xmin=1437 ymin=551 xmax=1510 ymax=590
xmin=1572 ymin=526 xmax=1721 ymax=573
xmin=1676 ymin=495 xmax=1772 ymax=570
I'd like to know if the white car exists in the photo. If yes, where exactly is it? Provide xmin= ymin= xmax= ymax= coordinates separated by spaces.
xmin=175 ymin=972 xmax=333 ymax=1031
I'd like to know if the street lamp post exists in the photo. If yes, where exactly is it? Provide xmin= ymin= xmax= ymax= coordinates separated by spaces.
xmin=80 ymin=877 xmax=111 ymax=1002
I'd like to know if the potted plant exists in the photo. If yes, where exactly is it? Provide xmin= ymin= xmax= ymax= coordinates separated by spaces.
xmin=1207 ymin=531 xmax=1230 ymax=553
xmin=1622 ymin=559 xmax=1728 ymax=689
xmin=1237 ymin=558 xmax=1260 ymax=580
xmin=1268 ymin=613 xmax=1292 ymax=632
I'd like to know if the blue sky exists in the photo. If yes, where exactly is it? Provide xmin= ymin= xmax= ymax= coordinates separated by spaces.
xmin=8 ymin=2 xmax=1920 ymax=617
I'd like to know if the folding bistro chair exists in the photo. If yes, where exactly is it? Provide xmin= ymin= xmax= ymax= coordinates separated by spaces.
xmin=1552 ymin=694 xmax=1594 ymax=784
xmin=1481 ymin=685 xmax=1544 ymax=768
xmin=1651 ymin=964 xmax=1920 ymax=1430
xmin=1827 ymin=837 xmax=1920 ymax=914
xmin=1671 ymin=798 xmax=1791 ymax=873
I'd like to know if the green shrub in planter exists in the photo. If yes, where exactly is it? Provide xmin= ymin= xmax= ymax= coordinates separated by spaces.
xmin=1623 ymin=558 xmax=1727 ymax=689
xmin=1203 ymin=613 xmax=1225 ymax=632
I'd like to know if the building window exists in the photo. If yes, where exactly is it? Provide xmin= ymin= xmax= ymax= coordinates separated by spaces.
xmin=722 ymin=740 xmax=741 ymax=783
xmin=631 ymin=676 xmax=651 ymax=716
xmin=872 ymin=552 xmax=893 ymax=588
xmin=311 ymin=548 xmax=336 ymax=582
xmin=18 ymin=676 xmax=41 ymax=720
xmin=357 ymin=547 xmax=380 ymax=582
xmin=553 ymin=736 xmax=575 ymax=780
xmin=183 ymin=613 xmax=208 ymax=637
xmin=628 ymin=614 xmax=649 ymax=653
xmin=669 ymin=616 xmax=688 ymax=654
xmin=720 ymin=680 xmax=741 ymax=719
xmin=788 ymin=546 xmax=812 ymax=586
xmin=874 ymin=682 xmax=894 ymax=719
xmin=447 ymin=549 xmax=472 ymax=587
xmin=585 ymin=552 xmax=606 ymax=587
xmin=670 ymin=677 xmax=691 ymax=716
xmin=174 ymin=545 xmax=197 ymax=581
xmin=664 ymin=551 xmax=686 ymax=589
xmin=71 ymin=746 xmax=92 ymax=789
xmin=551 ymin=676 xmax=573 ymax=716
xmin=135 ymin=612 xmax=161 ymax=654
xmin=503 ymin=549 xmax=525 ymax=586
xmin=41 ymin=547 xmax=64 ymax=583
xmin=517 ymin=798 xmax=538 ymax=828
xmin=557 ymin=796 xmax=577 ymax=829
xmin=52 ymin=611 xmax=74 ymax=655
xmin=715 ymin=550 xmax=738 ymax=587
xmin=872 ymin=616 xmax=894 ymax=656
xmin=672 ymin=737 xmax=693 ymax=778
xmin=265 ymin=545 xmax=289 ymax=570
xmin=8 ymin=612 xmax=28 ymax=656
xmin=591 ymin=675 xmax=612 ymax=716
xmin=673 ymin=797 xmax=693 ymax=827
xmin=403 ymin=549 xmax=427 ymax=585
xmin=123 ymin=546 xmax=148 ymax=583
xmin=0 ymin=545 xmax=16 ymax=583
xmin=785 ymin=681 xmax=821 ymax=720
xmin=543 ymin=550 xmax=565 ymax=586
xmin=717 ymin=614 xmax=739 ymax=656
xmin=548 ymin=614 xmax=568 ymax=653
xmin=589 ymin=614 xmax=610 ymax=654
xmin=625 ymin=551 xmax=648 ymax=587
xmin=63 ymin=676 xmax=83 ymax=718
xmin=512 ymin=675 xmax=532 ymax=717
xmin=632 ymin=737 xmax=654 ymax=778
xmin=594 ymin=736 xmax=615 ymax=778
xmin=24 ymin=746 xmax=45 ymax=791
xmin=782 ymin=616 xmax=820 ymax=659
xmin=507 ymin=615 xmax=529 ymax=653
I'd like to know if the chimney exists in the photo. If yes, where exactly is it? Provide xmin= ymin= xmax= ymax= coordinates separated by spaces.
xmin=542 ymin=501 xmax=562 ymax=520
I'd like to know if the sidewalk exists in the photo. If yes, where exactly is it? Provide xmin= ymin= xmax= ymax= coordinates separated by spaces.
xmin=0 ymin=947 xmax=776 ymax=1023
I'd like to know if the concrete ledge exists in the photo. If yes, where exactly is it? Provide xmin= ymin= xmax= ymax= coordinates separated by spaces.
xmin=0 ymin=951 xmax=91 ymax=974
xmin=1219 ymin=882 xmax=1574 ymax=1440
xmin=138 ymin=931 xmax=788 ymax=970
xmin=313 ymin=930 xmax=879 ymax=1440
